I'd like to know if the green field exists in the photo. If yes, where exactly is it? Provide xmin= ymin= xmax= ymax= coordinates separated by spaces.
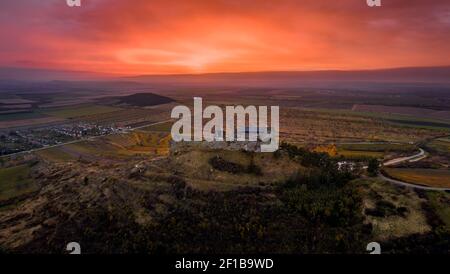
xmin=0 ymin=165 xmax=38 ymax=202
xmin=40 ymin=104 xmax=122 ymax=119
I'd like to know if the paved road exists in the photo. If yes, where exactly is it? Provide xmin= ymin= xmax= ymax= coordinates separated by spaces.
xmin=1 ymin=119 xmax=173 ymax=159
xmin=378 ymin=147 xmax=450 ymax=191
xmin=383 ymin=148 xmax=425 ymax=166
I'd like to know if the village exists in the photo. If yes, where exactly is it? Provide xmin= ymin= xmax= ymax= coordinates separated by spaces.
xmin=0 ymin=122 xmax=125 ymax=156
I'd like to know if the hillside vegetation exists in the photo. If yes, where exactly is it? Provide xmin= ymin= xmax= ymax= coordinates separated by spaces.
xmin=0 ymin=143 xmax=448 ymax=253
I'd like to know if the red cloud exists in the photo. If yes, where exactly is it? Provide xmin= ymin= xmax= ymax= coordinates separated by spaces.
xmin=0 ymin=0 xmax=449 ymax=74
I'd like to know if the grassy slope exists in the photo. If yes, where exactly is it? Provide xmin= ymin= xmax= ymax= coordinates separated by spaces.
xmin=0 ymin=165 xmax=37 ymax=202
xmin=354 ymin=177 xmax=430 ymax=241
xmin=36 ymin=148 xmax=75 ymax=162
xmin=427 ymin=191 xmax=450 ymax=231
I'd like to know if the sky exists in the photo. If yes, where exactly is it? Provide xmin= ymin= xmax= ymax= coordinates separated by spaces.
xmin=0 ymin=0 xmax=449 ymax=75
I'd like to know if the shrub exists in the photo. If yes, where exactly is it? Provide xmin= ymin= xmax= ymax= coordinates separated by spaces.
xmin=247 ymin=159 xmax=262 ymax=176
xmin=367 ymin=158 xmax=380 ymax=177
xmin=209 ymin=156 xmax=246 ymax=174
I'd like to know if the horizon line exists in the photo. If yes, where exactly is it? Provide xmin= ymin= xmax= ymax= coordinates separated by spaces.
xmin=2 ymin=64 xmax=450 ymax=79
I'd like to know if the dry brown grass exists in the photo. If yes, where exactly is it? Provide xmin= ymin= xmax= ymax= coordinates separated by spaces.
xmin=166 ymin=148 xmax=301 ymax=191
xmin=355 ymin=178 xmax=431 ymax=241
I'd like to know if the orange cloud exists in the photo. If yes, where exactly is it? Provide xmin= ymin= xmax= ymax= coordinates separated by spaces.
xmin=0 ymin=0 xmax=450 ymax=74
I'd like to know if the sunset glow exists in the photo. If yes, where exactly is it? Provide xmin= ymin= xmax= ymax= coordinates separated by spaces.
xmin=1 ymin=0 xmax=450 ymax=74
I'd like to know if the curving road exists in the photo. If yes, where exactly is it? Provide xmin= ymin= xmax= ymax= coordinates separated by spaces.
xmin=378 ymin=147 xmax=450 ymax=191
xmin=382 ymin=148 xmax=425 ymax=167
xmin=378 ymin=172 xmax=450 ymax=191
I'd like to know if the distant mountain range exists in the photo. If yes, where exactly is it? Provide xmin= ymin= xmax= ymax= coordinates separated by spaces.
xmin=0 ymin=67 xmax=120 ymax=82
xmin=127 ymin=66 xmax=450 ymax=85
xmin=1 ymin=66 xmax=450 ymax=84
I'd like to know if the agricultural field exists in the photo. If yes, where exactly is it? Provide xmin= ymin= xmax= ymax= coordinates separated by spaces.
xmin=0 ymin=111 xmax=45 ymax=122
xmin=0 ymin=116 xmax=64 ymax=129
xmin=106 ymin=131 xmax=171 ymax=156
xmin=39 ymin=104 xmax=122 ymax=119
xmin=337 ymin=143 xmax=417 ymax=153
xmin=334 ymin=143 xmax=418 ymax=160
xmin=138 ymin=121 xmax=173 ymax=132
xmin=79 ymin=103 xmax=175 ymax=127
xmin=336 ymin=149 xmax=384 ymax=159
xmin=311 ymin=143 xmax=384 ymax=159
xmin=383 ymin=168 xmax=450 ymax=188
xmin=0 ymin=98 xmax=35 ymax=105
xmin=35 ymin=131 xmax=171 ymax=163
xmin=299 ymin=107 xmax=450 ymax=130
xmin=279 ymin=107 xmax=445 ymax=145
xmin=0 ymin=104 xmax=121 ymax=129
xmin=352 ymin=104 xmax=450 ymax=123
